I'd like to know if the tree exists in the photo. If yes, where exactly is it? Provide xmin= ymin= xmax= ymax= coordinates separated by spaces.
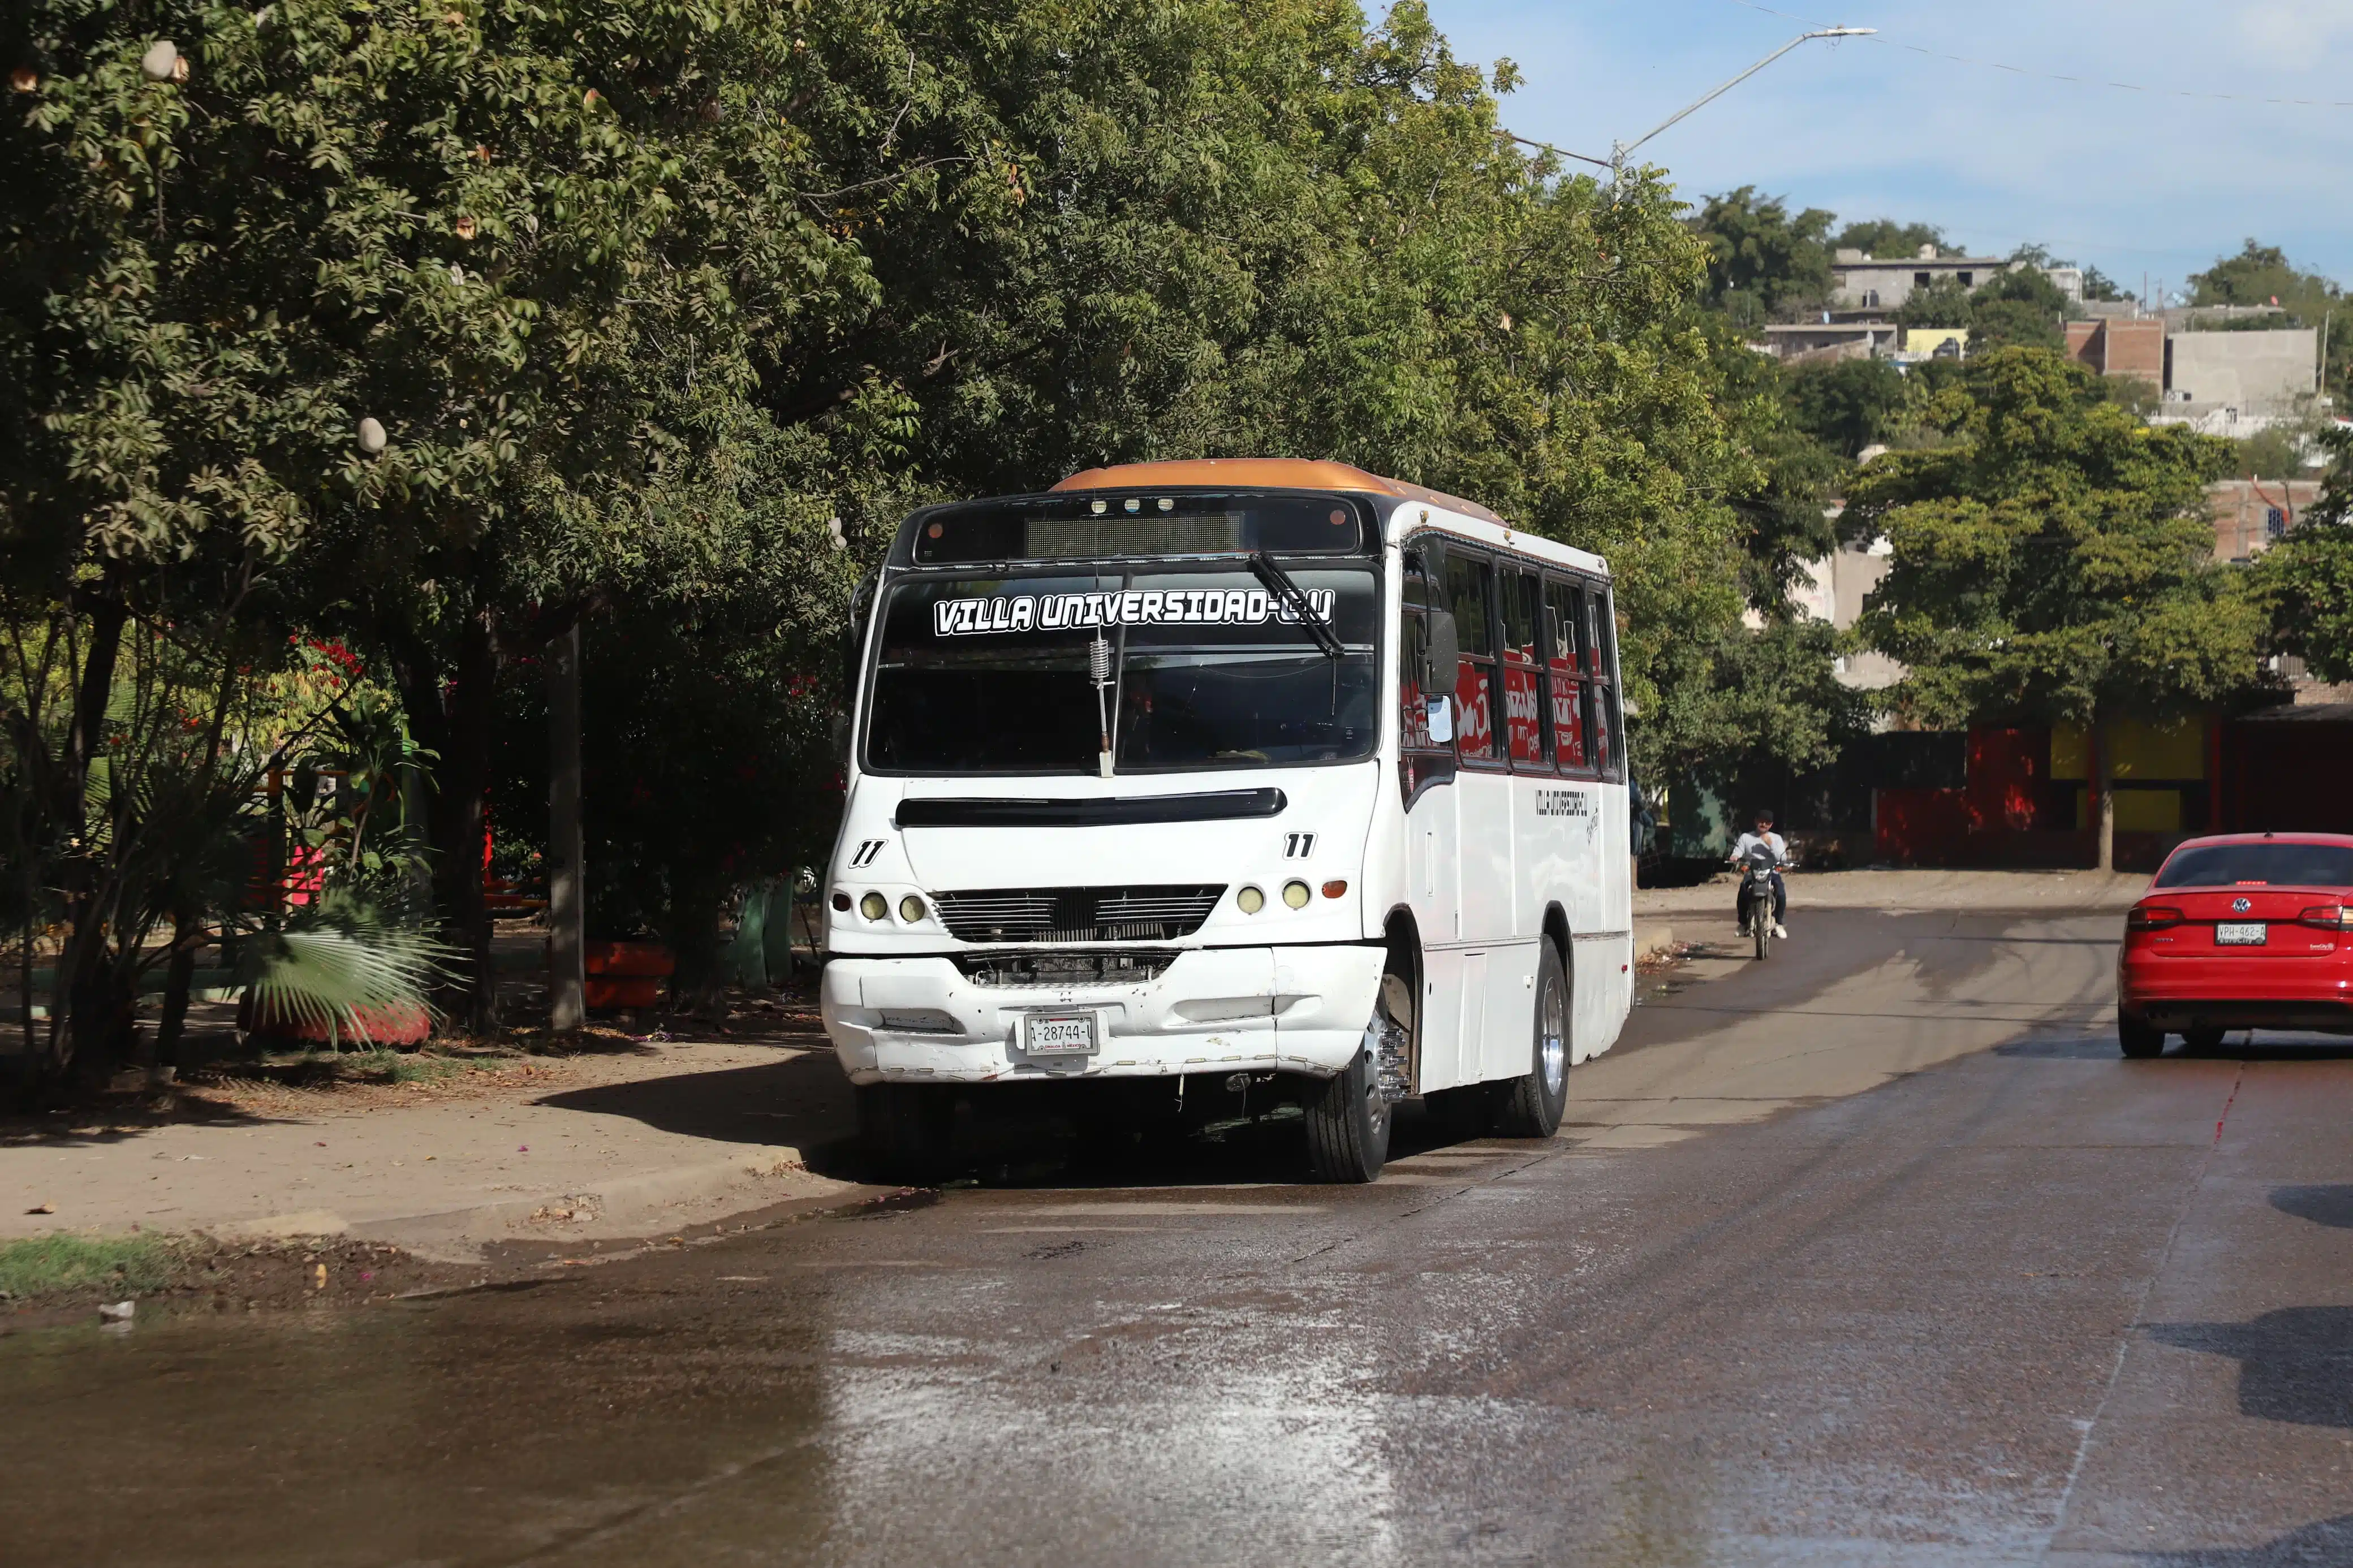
xmin=2254 ymin=424 xmax=2353 ymax=682
xmin=5 ymin=0 xmax=888 ymax=1029
xmin=1895 ymin=267 xmax=2066 ymax=352
xmin=1690 ymin=187 xmax=1835 ymax=328
xmin=1834 ymin=219 xmax=1946 ymax=260
xmin=1851 ymin=348 xmax=2262 ymax=870
xmin=1782 ymin=356 xmax=1913 ymax=457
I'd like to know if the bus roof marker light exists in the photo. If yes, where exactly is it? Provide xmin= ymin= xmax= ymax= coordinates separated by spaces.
xmin=1124 ymin=497 xmax=1141 ymax=514
xmin=1158 ymin=498 xmax=1174 ymax=512
xmin=1091 ymin=499 xmax=1107 ymax=515
xmin=1282 ymin=880 xmax=1311 ymax=909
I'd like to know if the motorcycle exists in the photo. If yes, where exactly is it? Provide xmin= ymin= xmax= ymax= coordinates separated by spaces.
xmin=1737 ymin=844 xmax=1782 ymax=961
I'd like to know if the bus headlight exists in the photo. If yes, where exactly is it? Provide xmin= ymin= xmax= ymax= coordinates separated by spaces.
xmin=898 ymin=894 xmax=927 ymax=923
xmin=1282 ymin=880 xmax=1311 ymax=909
xmin=859 ymin=891 xmax=888 ymax=921
xmin=1236 ymin=885 xmax=1265 ymax=914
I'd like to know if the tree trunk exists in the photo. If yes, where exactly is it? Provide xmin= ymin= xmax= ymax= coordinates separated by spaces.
xmin=439 ymin=610 xmax=498 ymax=1034
xmin=47 ymin=586 xmax=130 ymax=1090
xmin=2094 ymin=713 xmax=2116 ymax=874
xmin=152 ymin=917 xmax=200 ymax=1085
xmin=547 ymin=623 xmax=585 ymax=1033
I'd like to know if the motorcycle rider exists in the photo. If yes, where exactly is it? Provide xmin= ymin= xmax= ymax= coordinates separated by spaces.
xmin=1729 ymin=809 xmax=1789 ymax=939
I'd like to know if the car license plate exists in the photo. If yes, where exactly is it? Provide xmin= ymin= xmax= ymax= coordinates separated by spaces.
xmin=2216 ymin=922 xmax=2268 ymax=946
xmin=1023 ymin=1013 xmax=1098 ymax=1056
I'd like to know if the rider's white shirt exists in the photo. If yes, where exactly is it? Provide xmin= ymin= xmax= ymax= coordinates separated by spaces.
xmin=1730 ymin=831 xmax=1787 ymax=863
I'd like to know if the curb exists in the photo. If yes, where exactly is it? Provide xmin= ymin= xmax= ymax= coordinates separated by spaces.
xmin=213 ymin=1152 xmax=863 ymax=1261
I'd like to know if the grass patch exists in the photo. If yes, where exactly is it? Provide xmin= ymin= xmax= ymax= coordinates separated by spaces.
xmin=0 ymin=1234 xmax=174 ymax=1298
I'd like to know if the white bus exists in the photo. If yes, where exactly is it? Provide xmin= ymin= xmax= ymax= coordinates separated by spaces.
xmin=820 ymin=459 xmax=1634 ymax=1181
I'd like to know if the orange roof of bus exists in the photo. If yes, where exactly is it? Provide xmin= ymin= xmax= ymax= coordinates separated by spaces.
xmin=1049 ymin=459 xmax=1503 ymax=525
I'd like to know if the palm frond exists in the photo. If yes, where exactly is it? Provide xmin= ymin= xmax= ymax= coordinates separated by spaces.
xmin=238 ymin=896 xmax=454 ymax=1048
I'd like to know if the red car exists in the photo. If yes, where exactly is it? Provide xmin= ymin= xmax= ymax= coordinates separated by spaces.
xmin=2118 ymin=832 xmax=2353 ymax=1057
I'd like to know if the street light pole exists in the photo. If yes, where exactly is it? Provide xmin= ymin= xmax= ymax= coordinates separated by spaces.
xmin=1611 ymin=28 xmax=1876 ymax=179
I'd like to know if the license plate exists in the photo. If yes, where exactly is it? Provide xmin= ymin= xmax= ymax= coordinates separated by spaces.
xmin=2216 ymin=922 xmax=2268 ymax=946
xmin=1023 ymin=1013 xmax=1098 ymax=1056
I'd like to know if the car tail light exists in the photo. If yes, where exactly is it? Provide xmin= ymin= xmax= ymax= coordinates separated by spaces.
xmin=2127 ymin=905 xmax=2184 ymax=931
xmin=2299 ymin=905 xmax=2353 ymax=931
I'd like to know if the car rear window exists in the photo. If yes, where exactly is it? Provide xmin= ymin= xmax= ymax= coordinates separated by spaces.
xmin=2152 ymin=842 xmax=2353 ymax=889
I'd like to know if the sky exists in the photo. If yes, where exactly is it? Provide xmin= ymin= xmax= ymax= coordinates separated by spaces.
xmin=1421 ymin=0 xmax=2353 ymax=298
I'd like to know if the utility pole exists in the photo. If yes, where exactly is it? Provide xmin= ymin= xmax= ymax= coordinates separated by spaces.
xmin=548 ymin=621 xmax=585 ymax=1033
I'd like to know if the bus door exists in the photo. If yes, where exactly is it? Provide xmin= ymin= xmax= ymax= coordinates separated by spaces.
xmin=1399 ymin=551 xmax=1465 ymax=1088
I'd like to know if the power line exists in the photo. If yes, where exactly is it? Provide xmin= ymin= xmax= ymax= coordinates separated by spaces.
xmin=1720 ymin=0 xmax=2353 ymax=110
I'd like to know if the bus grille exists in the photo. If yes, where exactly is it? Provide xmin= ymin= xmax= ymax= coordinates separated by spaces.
xmin=953 ymin=951 xmax=1179 ymax=988
xmin=933 ymin=886 xmax=1225 ymax=944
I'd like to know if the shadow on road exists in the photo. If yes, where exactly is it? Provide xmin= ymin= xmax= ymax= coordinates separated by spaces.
xmin=2136 ymin=1513 xmax=2353 ymax=1565
xmin=2270 ymin=1185 xmax=2353 ymax=1230
xmin=2144 ymin=1306 xmax=2353 ymax=1428
xmin=536 ymin=1049 xmax=855 ymax=1150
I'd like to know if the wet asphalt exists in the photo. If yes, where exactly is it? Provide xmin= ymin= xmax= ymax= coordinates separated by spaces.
xmin=6 ymin=908 xmax=2352 ymax=1567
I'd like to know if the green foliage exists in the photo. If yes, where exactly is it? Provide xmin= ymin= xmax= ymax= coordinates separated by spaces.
xmin=0 ymin=1233 xmax=172 ymax=1298
xmin=1782 ymin=357 xmax=1913 ymax=458
xmin=1834 ymin=219 xmax=1946 ymax=260
xmin=2254 ymin=425 xmax=2353 ymax=681
xmin=1641 ymin=616 xmax=1869 ymax=785
xmin=1894 ymin=267 xmax=2067 ymax=351
xmin=1691 ymin=187 xmax=1834 ymax=327
xmin=1852 ymin=348 xmax=2262 ymax=733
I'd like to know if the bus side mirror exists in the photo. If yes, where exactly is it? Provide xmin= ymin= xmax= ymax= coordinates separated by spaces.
xmin=1422 ymin=610 xmax=1459 ymax=694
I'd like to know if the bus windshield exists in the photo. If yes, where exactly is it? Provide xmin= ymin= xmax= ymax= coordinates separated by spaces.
xmin=864 ymin=565 xmax=1381 ymax=775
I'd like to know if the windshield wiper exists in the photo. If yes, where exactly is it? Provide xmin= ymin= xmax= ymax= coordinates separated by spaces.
xmin=1248 ymin=551 xmax=1345 ymax=660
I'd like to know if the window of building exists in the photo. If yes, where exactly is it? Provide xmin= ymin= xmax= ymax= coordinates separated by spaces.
xmin=1914 ymin=271 xmax=1931 ymax=289
xmin=1864 ymin=288 xmax=1880 ymax=309
xmin=1957 ymin=271 xmax=1973 ymax=287
xmin=2267 ymin=506 xmax=2288 ymax=538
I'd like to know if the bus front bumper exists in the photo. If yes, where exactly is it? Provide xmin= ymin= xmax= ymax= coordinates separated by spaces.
xmin=821 ymin=945 xmax=1386 ymax=1086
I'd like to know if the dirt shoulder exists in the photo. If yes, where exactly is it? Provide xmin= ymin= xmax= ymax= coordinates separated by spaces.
xmin=2 ymin=1006 xmax=880 ymax=1265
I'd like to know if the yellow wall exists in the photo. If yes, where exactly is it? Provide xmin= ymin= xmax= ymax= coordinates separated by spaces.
xmin=1903 ymin=327 xmax=1970 ymax=357
xmin=2050 ymin=718 xmax=2207 ymax=782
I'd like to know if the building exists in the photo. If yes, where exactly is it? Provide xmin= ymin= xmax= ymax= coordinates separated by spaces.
xmin=1829 ymin=245 xmax=2014 ymax=312
xmin=2208 ymin=477 xmax=2325 ymax=563
xmin=2157 ymin=330 xmax=2320 ymax=433
xmin=2062 ymin=317 xmax=2165 ymax=382
xmin=1755 ymin=321 xmax=1901 ymax=362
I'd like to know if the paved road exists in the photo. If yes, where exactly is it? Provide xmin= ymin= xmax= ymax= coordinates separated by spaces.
xmin=6 ymin=906 xmax=2352 ymax=1566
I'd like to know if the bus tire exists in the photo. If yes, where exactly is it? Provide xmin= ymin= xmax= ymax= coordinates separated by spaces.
xmin=857 ymin=1082 xmax=955 ymax=1180
xmin=1304 ymin=1046 xmax=1391 ymax=1183
xmin=1496 ymin=943 xmax=1570 ymax=1138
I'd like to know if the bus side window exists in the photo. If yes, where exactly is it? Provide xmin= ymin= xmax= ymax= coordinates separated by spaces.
xmin=1587 ymin=586 xmax=1622 ymax=779
xmin=1444 ymin=555 xmax=1500 ymax=762
xmin=1545 ymin=578 xmax=1587 ymax=772
xmin=1500 ymin=569 xmax=1545 ymax=767
xmin=1398 ymin=555 xmax=1456 ymax=802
